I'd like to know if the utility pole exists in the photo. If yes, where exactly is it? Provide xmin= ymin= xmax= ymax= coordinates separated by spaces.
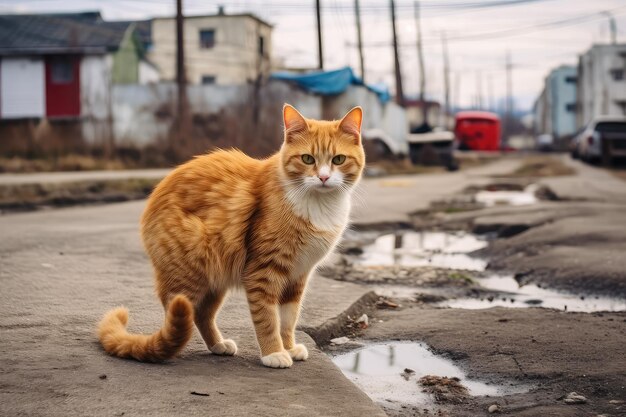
xmin=414 ymin=1 xmax=428 ymax=127
xmin=453 ymin=72 xmax=461 ymax=114
xmin=316 ymin=0 xmax=324 ymax=69
xmin=441 ymin=31 xmax=450 ymax=129
xmin=354 ymin=0 xmax=365 ymax=81
xmin=504 ymin=51 xmax=513 ymax=146
xmin=602 ymin=11 xmax=617 ymax=44
xmin=390 ymin=0 xmax=404 ymax=106
xmin=175 ymin=0 xmax=187 ymax=147
xmin=476 ymin=71 xmax=483 ymax=109
xmin=487 ymin=74 xmax=494 ymax=112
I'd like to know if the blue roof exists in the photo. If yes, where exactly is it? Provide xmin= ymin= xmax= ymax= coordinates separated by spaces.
xmin=270 ymin=67 xmax=390 ymax=103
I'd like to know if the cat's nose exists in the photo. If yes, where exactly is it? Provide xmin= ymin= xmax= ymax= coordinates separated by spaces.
xmin=318 ymin=175 xmax=330 ymax=184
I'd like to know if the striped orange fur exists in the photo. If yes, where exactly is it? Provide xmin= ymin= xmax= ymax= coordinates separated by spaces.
xmin=97 ymin=105 xmax=365 ymax=367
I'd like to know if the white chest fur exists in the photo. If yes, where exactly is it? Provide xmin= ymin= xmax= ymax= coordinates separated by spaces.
xmin=286 ymin=189 xmax=351 ymax=232
xmin=286 ymin=190 xmax=351 ymax=279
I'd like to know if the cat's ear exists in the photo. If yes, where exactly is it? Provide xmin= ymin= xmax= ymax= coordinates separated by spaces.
xmin=339 ymin=106 xmax=363 ymax=144
xmin=283 ymin=104 xmax=307 ymax=142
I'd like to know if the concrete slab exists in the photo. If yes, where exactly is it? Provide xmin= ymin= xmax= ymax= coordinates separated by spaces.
xmin=0 ymin=201 xmax=385 ymax=417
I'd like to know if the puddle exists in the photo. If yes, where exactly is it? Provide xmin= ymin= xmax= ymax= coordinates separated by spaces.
xmin=332 ymin=342 xmax=521 ymax=410
xmin=474 ymin=184 xmax=539 ymax=207
xmin=443 ymin=275 xmax=626 ymax=312
xmin=354 ymin=231 xmax=488 ymax=271
xmin=346 ymin=229 xmax=626 ymax=312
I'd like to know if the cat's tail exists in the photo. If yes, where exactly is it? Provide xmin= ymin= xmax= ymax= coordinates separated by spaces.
xmin=97 ymin=294 xmax=194 ymax=362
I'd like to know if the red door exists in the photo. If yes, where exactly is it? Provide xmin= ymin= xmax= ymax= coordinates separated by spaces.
xmin=45 ymin=55 xmax=80 ymax=118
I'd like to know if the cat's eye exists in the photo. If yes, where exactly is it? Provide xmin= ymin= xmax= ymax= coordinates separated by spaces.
xmin=301 ymin=154 xmax=315 ymax=165
xmin=332 ymin=155 xmax=346 ymax=165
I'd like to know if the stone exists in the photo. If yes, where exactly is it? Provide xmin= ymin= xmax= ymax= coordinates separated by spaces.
xmin=330 ymin=337 xmax=350 ymax=345
xmin=564 ymin=392 xmax=587 ymax=404
xmin=355 ymin=314 xmax=369 ymax=328
xmin=488 ymin=404 xmax=500 ymax=413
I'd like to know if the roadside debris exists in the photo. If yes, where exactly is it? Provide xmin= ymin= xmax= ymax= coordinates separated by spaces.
xmin=330 ymin=337 xmax=350 ymax=345
xmin=563 ymin=392 xmax=587 ymax=404
xmin=418 ymin=375 xmax=470 ymax=404
xmin=401 ymin=368 xmax=415 ymax=381
xmin=98 ymin=374 xmax=107 ymax=380
xmin=190 ymin=391 xmax=210 ymax=397
xmin=488 ymin=404 xmax=500 ymax=413
xmin=355 ymin=314 xmax=369 ymax=329
xmin=376 ymin=298 xmax=399 ymax=309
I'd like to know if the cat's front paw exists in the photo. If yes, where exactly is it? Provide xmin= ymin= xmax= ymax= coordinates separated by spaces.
xmin=210 ymin=339 xmax=238 ymax=356
xmin=288 ymin=344 xmax=309 ymax=361
xmin=261 ymin=350 xmax=293 ymax=368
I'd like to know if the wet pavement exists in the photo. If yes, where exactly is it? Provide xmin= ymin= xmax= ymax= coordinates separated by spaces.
xmin=323 ymin=156 xmax=626 ymax=415
xmin=348 ymin=231 xmax=488 ymax=271
xmin=340 ymin=226 xmax=626 ymax=313
xmin=443 ymin=274 xmax=626 ymax=312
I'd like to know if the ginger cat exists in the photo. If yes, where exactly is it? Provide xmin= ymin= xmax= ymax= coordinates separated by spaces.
xmin=98 ymin=105 xmax=365 ymax=368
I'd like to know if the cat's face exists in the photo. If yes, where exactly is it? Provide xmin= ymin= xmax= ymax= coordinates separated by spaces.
xmin=280 ymin=105 xmax=365 ymax=194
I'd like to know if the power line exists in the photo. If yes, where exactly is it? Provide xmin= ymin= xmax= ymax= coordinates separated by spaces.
xmin=345 ymin=6 xmax=626 ymax=47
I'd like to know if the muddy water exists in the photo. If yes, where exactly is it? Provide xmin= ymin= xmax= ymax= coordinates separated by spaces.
xmin=332 ymin=342 xmax=522 ymax=410
xmin=444 ymin=275 xmax=626 ymax=312
xmin=348 ymin=229 xmax=626 ymax=312
xmin=355 ymin=231 xmax=488 ymax=271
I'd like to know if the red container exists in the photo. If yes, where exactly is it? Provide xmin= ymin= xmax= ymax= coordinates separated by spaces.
xmin=454 ymin=111 xmax=501 ymax=151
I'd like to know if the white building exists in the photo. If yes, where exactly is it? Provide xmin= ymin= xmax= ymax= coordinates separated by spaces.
xmin=577 ymin=43 xmax=626 ymax=126
xmin=533 ymin=65 xmax=578 ymax=140
xmin=149 ymin=12 xmax=272 ymax=86
xmin=0 ymin=12 xmax=157 ymax=121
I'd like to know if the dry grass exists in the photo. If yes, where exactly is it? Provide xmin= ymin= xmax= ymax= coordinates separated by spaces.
xmin=506 ymin=155 xmax=576 ymax=178
xmin=0 ymin=178 xmax=160 ymax=213
xmin=366 ymin=159 xmax=445 ymax=177
xmin=0 ymin=155 xmax=129 ymax=173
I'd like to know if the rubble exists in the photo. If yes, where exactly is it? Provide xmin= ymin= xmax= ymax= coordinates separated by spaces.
xmin=563 ymin=392 xmax=587 ymax=404
xmin=330 ymin=337 xmax=350 ymax=345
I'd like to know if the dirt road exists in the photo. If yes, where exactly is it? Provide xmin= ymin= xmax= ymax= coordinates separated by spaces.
xmin=322 ymin=155 xmax=626 ymax=416
xmin=1 ymin=154 xmax=625 ymax=416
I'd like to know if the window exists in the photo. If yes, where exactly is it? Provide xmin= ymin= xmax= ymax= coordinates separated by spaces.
xmin=258 ymin=35 xmax=265 ymax=57
xmin=565 ymin=75 xmax=577 ymax=84
xmin=50 ymin=57 xmax=73 ymax=84
xmin=199 ymin=30 xmax=215 ymax=49
xmin=595 ymin=122 xmax=626 ymax=133
xmin=610 ymin=69 xmax=624 ymax=81
xmin=565 ymin=103 xmax=576 ymax=112
xmin=201 ymin=75 xmax=216 ymax=85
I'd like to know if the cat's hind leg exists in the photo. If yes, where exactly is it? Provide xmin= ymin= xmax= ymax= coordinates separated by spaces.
xmin=194 ymin=290 xmax=237 ymax=356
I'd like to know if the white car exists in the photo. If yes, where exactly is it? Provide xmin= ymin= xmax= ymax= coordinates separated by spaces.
xmin=577 ymin=116 xmax=626 ymax=164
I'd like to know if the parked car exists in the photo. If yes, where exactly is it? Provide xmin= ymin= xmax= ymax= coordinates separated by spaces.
xmin=569 ymin=128 xmax=585 ymax=159
xmin=576 ymin=116 xmax=626 ymax=165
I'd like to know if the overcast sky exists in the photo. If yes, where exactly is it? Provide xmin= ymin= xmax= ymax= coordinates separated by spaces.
xmin=3 ymin=0 xmax=626 ymax=111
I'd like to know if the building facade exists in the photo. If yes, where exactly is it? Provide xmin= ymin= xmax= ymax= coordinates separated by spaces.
xmin=577 ymin=44 xmax=626 ymax=126
xmin=0 ymin=12 xmax=157 ymax=121
xmin=533 ymin=65 xmax=578 ymax=140
xmin=149 ymin=13 xmax=272 ymax=86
